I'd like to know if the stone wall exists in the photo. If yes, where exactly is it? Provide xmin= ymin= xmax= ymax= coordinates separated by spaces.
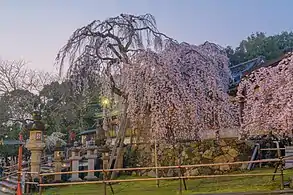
xmin=199 ymin=127 xmax=240 ymax=140
xmin=124 ymin=138 xmax=253 ymax=177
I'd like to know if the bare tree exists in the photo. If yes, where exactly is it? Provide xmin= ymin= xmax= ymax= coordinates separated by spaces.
xmin=27 ymin=70 xmax=58 ymax=93
xmin=0 ymin=58 xmax=58 ymax=139
xmin=56 ymin=13 xmax=173 ymax=178
xmin=0 ymin=58 xmax=57 ymax=94
xmin=0 ymin=59 xmax=28 ymax=93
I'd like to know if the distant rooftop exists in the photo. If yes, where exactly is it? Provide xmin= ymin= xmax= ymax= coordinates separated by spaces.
xmin=228 ymin=51 xmax=291 ymax=96
xmin=230 ymin=56 xmax=265 ymax=87
xmin=78 ymin=128 xmax=97 ymax=136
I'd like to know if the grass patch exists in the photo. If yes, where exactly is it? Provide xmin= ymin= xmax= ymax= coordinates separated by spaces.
xmin=41 ymin=168 xmax=293 ymax=195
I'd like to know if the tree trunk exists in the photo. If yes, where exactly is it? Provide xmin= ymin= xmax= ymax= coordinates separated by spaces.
xmin=108 ymin=101 xmax=129 ymax=179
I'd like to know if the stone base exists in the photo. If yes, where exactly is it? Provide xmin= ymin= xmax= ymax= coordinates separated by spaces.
xmin=69 ymin=177 xmax=82 ymax=182
xmin=53 ymin=180 xmax=63 ymax=183
xmin=84 ymin=175 xmax=98 ymax=181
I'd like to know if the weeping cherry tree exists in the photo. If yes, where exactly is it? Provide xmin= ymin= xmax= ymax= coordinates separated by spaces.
xmin=56 ymin=13 xmax=173 ymax=174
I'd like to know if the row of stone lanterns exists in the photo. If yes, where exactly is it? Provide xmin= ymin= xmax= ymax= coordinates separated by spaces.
xmin=68 ymin=141 xmax=110 ymax=181
xmin=25 ymin=111 xmax=111 ymax=183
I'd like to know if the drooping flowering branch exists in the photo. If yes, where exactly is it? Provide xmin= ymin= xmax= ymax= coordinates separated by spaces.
xmin=126 ymin=42 xmax=238 ymax=143
xmin=237 ymin=52 xmax=293 ymax=137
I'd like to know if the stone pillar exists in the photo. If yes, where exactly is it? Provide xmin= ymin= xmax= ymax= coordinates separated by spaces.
xmin=53 ymin=141 xmax=63 ymax=182
xmin=30 ymin=150 xmax=42 ymax=175
xmin=99 ymin=146 xmax=110 ymax=179
xmin=101 ymin=150 xmax=110 ymax=170
xmin=94 ymin=148 xmax=98 ymax=156
xmin=85 ymin=142 xmax=97 ymax=180
xmin=69 ymin=143 xmax=82 ymax=182
xmin=25 ymin=111 xmax=46 ymax=180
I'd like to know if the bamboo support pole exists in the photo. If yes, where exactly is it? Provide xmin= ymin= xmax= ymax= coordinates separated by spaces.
xmin=154 ymin=139 xmax=159 ymax=188
xmin=280 ymin=157 xmax=284 ymax=190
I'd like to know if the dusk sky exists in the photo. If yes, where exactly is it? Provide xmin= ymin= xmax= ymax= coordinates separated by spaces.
xmin=1 ymin=0 xmax=293 ymax=72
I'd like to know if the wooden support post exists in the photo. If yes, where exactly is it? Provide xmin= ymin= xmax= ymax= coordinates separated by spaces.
xmin=39 ymin=175 xmax=42 ymax=195
xmin=103 ymin=169 xmax=114 ymax=195
xmin=109 ymin=102 xmax=129 ymax=179
xmin=272 ymin=161 xmax=280 ymax=181
xmin=154 ymin=139 xmax=159 ymax=188
xmin=180 ymin=167 xmax=187 ymax=190
xmin=103 ymin=169 xmax=107 ymax=195
xmin=179 ymin=166 xmax=182 ymax=195
xmin=280 ymin=157 xmax=284 ymax=190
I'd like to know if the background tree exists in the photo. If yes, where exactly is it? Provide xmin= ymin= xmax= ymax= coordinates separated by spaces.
xmin=40 ymin=80 xmax=101 ymax=136
xmin=0 ymin=57 xmax=101 ymax=158
xmin=45 ymin=132 xmax=67 ymax=153
xmin=226 ymin=31 xmax=293 ymax=65
xmin=0 ymin=59 xmax=57 ymax=142
xmin=0 ymin=59 xmax=56 ymax=94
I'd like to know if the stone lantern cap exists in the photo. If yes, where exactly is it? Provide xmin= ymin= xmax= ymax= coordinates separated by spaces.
xmin=26 ymin=111 xmax=45 ymax=132
xmin=54 ymin=140 xmax=63 ymax=151
xmin=98 ymin=145 xmax=110 ymax=153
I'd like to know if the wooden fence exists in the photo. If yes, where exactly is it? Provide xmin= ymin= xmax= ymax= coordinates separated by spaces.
xmin=18 ymin=156 xmax=293 ymax=195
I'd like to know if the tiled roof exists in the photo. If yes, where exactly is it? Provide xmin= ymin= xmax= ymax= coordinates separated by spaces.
xmin=228 ymin=54 xmax=287 ymax=96
xmin=230 ymin=56 xmax=265 ymax=86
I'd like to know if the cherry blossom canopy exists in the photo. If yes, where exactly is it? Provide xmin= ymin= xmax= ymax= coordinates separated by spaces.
xmin=237 ymin=52 xmax=293 ymax=137
xmin=126 ymin=41 xmax=239 ymax=142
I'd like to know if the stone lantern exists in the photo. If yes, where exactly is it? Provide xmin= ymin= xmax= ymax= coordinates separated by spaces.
xmin=97 ymin=146 xmax=110 ymax=180
xmin=84 ymin=139 xmax=98 ymax=180
xmin=98 ymin=146 xmax=110 ymax=170
xmin=53 ymin=140 xmax=63 ymax=182
xmin=25 ymin=111 xmax=46 ymax=179
xmin=69 ymin=141 xmax=82 ymax=181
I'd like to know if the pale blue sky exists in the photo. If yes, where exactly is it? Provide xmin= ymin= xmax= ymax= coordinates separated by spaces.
xmin=1 ymin=0 xmax=293 ymax=72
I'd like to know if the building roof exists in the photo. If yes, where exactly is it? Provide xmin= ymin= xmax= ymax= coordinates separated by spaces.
xmin=230 ymin=56 xmax=265 ymax=86
xmin=0 ymin=139 xmax=23 ymax=145
xmin=78 ymin=128 xmax=97 ymax=136
xmin=243 ymin=54 xmax=285 ymax=77
xmin=228 ymin=54 xmax=287 ymax=96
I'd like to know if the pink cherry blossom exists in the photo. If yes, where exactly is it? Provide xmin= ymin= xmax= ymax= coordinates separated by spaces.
xmin=237 ymin=52 xmax=293 ymax=137
xmin=126 ymin=42 xmax=238 ymax=143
